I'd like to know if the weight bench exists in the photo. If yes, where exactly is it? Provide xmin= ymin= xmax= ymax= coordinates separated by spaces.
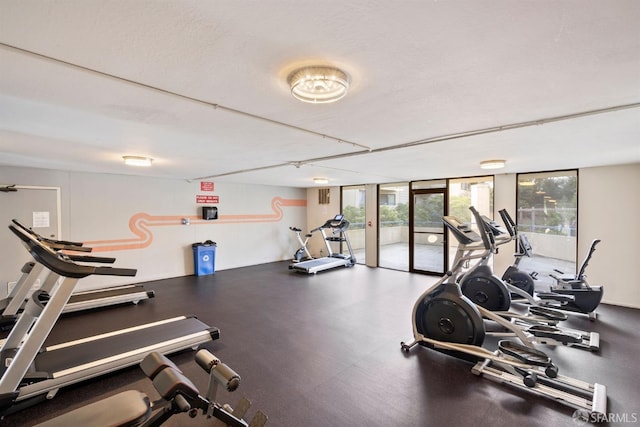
xmin=35 ymin=350 xmax=267 ymax=427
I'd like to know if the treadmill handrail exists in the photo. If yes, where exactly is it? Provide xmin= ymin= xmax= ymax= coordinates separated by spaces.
xmin=9 ymin=225 xmax=136 ymax=278
xmin=64 ymin=254 xmax=117 ymax=264
xmin=11 ymin=219 xmax=92 ymax=253
xmin=311 ymin=215 xmax=349 ymax=233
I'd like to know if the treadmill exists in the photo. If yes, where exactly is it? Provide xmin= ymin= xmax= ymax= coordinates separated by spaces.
xmin=0 ymin=223 xmax=219 ymax=414
xmin=289 ymin=214 xmax=356 ymax=274
xmin=1 ymin=219 xmax=154 ymax=328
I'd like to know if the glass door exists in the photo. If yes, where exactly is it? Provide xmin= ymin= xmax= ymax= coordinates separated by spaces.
xmin=410 ymin=189 xmax=446 ymax=274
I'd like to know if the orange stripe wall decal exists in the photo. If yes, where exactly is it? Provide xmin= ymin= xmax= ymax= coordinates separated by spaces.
xmin=83 ymin=197 xmax=307 ymax=252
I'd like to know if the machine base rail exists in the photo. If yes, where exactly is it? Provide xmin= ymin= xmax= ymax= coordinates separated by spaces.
xmin=472 ymin=361 xmax=607 ymax=418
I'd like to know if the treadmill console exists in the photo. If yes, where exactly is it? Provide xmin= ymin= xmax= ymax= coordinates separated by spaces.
xmin=442 ymin=216 xmax=481 ymax=245
xmin=328 ymin=214 xmax=346 ymax=226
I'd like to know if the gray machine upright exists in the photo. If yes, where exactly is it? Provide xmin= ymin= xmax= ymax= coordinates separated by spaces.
xmin=0 ymin=223 xmax=219 ymax=415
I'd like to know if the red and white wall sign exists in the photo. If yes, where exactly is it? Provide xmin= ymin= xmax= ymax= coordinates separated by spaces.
xmin=200 ymin=181 xmax=214 ymax=191
xmin=196 ymin=195 xmax=219 ymax=204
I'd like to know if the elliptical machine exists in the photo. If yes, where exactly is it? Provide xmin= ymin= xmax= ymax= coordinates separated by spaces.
xmin=457 ymin=212 xmax=599 ymax=351
xmin=499 ymin=209 xmax=603 ymax=320
xmin=499 ymin=212 xmax=538 ymax=296
xmin=479 ymin=211 xmax=575 ymax=307
xmin=289 ymin=226 xmax=313 ymax=263
xmin=400 ymin=206 xmax=606 ymax=419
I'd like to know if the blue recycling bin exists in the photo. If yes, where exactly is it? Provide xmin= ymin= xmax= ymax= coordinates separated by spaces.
xmin=192 ymin=240 xmax=216 ymax=276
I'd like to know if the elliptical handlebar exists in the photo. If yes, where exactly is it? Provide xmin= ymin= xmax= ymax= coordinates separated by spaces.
xmin=442 ymin=216 xmax=482 ymax=245
xmin=576 ymin=239 xmax=602 ymax=280
xmin=469 ymin=206 xmax=493 ymax=251
xmin=479 ymin=215 xmax=512 ymax=247
xmin=498 ymin=209 xmax=517 ymax=237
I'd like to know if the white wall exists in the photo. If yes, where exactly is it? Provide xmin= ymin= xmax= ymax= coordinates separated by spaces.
xmin=578 ymin=163 xmax=640 ymax=308
xmin=1 ymin=166 xmax=306 ymax=293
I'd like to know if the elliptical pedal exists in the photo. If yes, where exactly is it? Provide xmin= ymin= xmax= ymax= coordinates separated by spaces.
xmin=527 ymin=325 xmax=583 ymax=344
xmin=536 ymin=292 xmax=574 ymax=303
xmin=529 ymin=306 xmax=568 ymax=321
xmin=498 ymin=340 xmax=551 ymax=367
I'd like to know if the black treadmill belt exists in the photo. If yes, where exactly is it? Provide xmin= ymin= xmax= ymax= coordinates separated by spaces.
xmin=67 ymin=285 xmax=150 ymax=303
xmin=35 ymin=317 xmax=218 ymax=374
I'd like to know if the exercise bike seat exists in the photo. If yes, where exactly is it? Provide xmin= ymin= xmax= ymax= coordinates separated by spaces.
xmin=34 ymin=390 xmax=151 ymax=427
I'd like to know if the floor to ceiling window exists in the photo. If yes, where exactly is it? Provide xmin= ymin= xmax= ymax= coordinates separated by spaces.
xmin=341 ymin=185 xmax=366 ymax=265
xmin=516 ymin=170 xmax=578 ymax=285
xmin=378 ymin=182 xmax=409 ymax=271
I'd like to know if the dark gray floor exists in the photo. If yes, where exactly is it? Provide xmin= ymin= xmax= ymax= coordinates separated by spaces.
xmin=3 ymin=262 xmax=639 ymax=426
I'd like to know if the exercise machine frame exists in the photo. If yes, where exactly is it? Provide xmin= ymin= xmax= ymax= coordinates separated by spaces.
xmin=289 ymin=226 xmax=313 ymax=263
xmin=463 ymin=213 xmax=599 ymax=351
xmin=0 ymin=223 xmax=218 ymax=415
xmin=401 ymin=207 xmax=606 ymax=418
xmin=498 ymin=210 xmax=603 ymax=320
xmin=1 ymin=219 xmax=154 ymax=329
xmin=289 ymin=214 xmax=356 ymax=274
xmin=34 ymin=349 xmax=267 ymax=427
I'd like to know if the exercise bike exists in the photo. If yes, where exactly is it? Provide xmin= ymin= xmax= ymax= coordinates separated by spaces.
xmin=499 ymin=209 xmax=603 ymax=320
xmin=401 ymin=207 xmax=606 ymax=419
xmin=34 ymin=349 xmax=267 ymax=427
xmin=457 ymin=212 xmax=599 ymax=351
xmin=289 ymin=226 xmax=313 ymax=263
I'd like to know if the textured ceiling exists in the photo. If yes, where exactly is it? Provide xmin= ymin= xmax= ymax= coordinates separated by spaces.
xmin=1 ymin=1 xmax=639 ymax=187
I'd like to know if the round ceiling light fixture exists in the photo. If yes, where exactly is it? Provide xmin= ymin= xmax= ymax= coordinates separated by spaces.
xmin=480 ymin=159 xmax=506 ymax=170
xmin=123 ymin=155 xmax=153 ymax=167
xmin=287 ymin=66 xmax=350 ymax=104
